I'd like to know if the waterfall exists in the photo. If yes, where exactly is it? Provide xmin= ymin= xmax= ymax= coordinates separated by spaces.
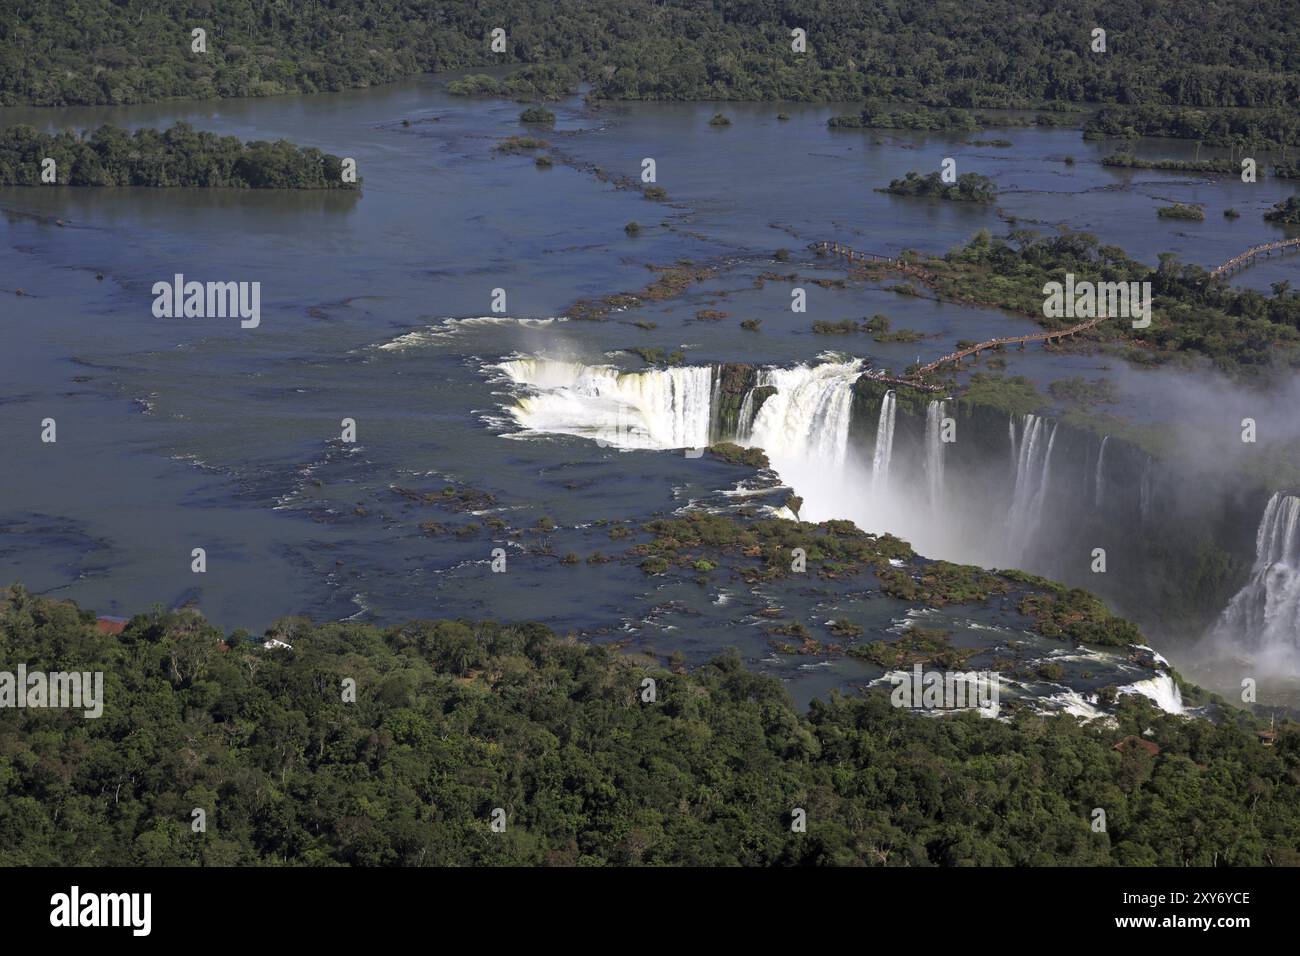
xmin=1139 ymin=456 xmax=1154 ymax=524
xmin=1119 ymin=673 xmax=1185 ymax=715
xmin=1093 ymin=435 xmax=1108 ymax=509
xmin=499 ymin=354 xmax=863 ymax=468
xmin=1035 ymin=424 xmax=1059 ymax=517
xmin=735 ymin=371 xmax=769 ymax=443
xmin=925 ymin=399 xmax=946 ymax=508
xmin=708 ymin=370 xmax=723 ymax=443
xmin=871 ymin=391 xmax=897 ymax=489
xmin=496 ymin=358 xmax=713 ymax=449
xmin=1005 ymin=414 xmax=1058 ymax=560
xmin=747 ymin=360 xmax=862 ymax=470
xmin=1009 ymin=415 xmax=1045 ymax=519
xmin=1214 ymin=492 xmax=1300 ymax=653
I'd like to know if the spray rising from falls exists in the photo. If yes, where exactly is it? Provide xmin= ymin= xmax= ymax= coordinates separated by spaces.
xmin=498 ymin=354 xmax=864 ymax=474
xmin=1006 ymin=414 xmax=1058 ymax=563
xmin=1214 ymin=492 xmax=1300 ymax=655
xmin=925 ymin=399 xmax=946 ymax=508
xmin=496 ymin=357 xmax=1043 ymax=561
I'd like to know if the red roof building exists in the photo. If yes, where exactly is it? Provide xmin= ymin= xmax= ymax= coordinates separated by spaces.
xmin=1113 ymin=735 xmax=1160 ymax=757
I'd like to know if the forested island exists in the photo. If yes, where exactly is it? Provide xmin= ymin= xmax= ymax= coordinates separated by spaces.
xmin=1156 ymin=203 xmax=1205 ymax=221
xmin=882 ymin=171 xmax=997 ymax=203
xmin=830 ymin=106 xmax=979 ymax=132
xmin=5 ymin=1 xmax=1300 ymax=110
xmin=1102 ymin=153 xmax=1237 ymax=174
xmin=853 ymin=230 xmax=1300 ymax=377
xmin=829 ymin=105 xmax=1076 ymax=133
xmin=0 ymin=122 xmax=357 ymax=188
xmin=0 ymin=584 xmax=1295 ymax=866
xmin=1265 ymin=196 xmax=1300 ymax=224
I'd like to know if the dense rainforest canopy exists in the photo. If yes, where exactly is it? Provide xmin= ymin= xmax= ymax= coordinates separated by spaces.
xmin=0 ymin=586 xmax=1296 ymax=866
xmin=3 ymin=0 xmax=1300 ymax=109
xmin=883 ymin=171 xmax=998 ymax=202
xmin=0 ymin=122 xmax=356 ymax=188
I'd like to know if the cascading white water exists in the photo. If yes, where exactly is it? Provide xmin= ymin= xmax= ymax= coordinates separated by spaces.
xmin=1214 ymin=492 xmax=1300 ymax=654
xmin=1005 ymin=414 xmax=1058 ymax=561
xmin=735 ymin=382 xmax=759 ymax=442
xmin=496 ymin=358 xmax=713 ymax=449
xmin=1008 ymin=415 xmax=1044 ymax=527
xmin=496 ymin=357 xmax=1075 ymax=572
xmin=746 ymin=360 xmax=862 ymax=471
xmin=1034 ymin=424 xmax=1059 ymax=520
xmin=925 ymin=399 xmax=946 ymax=508
xmin=1120 ymin=673 xmax=1185 ymax=714
xmin=871 ymin=391 xmax=897 ymax=489
xmin=1093 ymin=435 xmax=1109 ymax=509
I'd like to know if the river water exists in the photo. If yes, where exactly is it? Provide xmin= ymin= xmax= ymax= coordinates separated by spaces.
xmin=2 ymin=75 xmax=1296 ymax=706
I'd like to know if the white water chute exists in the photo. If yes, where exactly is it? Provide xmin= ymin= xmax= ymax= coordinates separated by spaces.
xmin=744 ymin=360 xmax=862 ymax=468
xmin=870 ymin=390 xmax=897 ymax=490
xmin=1094 ymin=435 xmax=1109 ymax=509
xmin=1005 ymin=414 xmax=1058 ymax=562
xmin=925 ymin=399 xmax=946 ymax=508
xmin=1119 ymin=673 xmax=1185 ymax=715
xmin=1215 ymin=492 xmax=1300 ymax=653
xmin=497 ymin=358 xmax=713 ymax=450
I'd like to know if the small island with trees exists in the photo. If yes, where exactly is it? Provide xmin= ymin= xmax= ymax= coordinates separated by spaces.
xmin=1156 ymin=203 xmax=1206 ymax=221
xmin=1265 ymin=196 xmax=1300 ymax=223
xmin=881 ymin=171 xmax=997 ymax=202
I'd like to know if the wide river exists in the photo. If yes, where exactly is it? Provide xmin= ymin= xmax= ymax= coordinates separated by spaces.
xmin=3 ymin=75 xmax=1297 ymax=705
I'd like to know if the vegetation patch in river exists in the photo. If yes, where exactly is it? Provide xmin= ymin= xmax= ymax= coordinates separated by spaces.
xmin=1156 ymin=203 xmax=1205 ymax=221
xmin=1005 ymin=570 xmax=1143 ymax=647
xmin=0 ymin=122 xmax=359 ymax=189
xmin=566 ymin=261 xmax=718 ymax=321
xmin=1102 ymin=152 xmax=1236 ymax=175
xmin=847 ymin=625 xmax=977 ymax=668
xmin=706 ymin=442 xmax=770 ymax=469
xmin=1264 ymin=196 xmax=1300 ymax=224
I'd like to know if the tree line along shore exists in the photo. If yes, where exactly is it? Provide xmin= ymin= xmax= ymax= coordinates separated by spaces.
xmin=5 ymin=1 xmax=1300 ymax=112
xmin=1 ymin=584 xmax=1295 ymax=866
